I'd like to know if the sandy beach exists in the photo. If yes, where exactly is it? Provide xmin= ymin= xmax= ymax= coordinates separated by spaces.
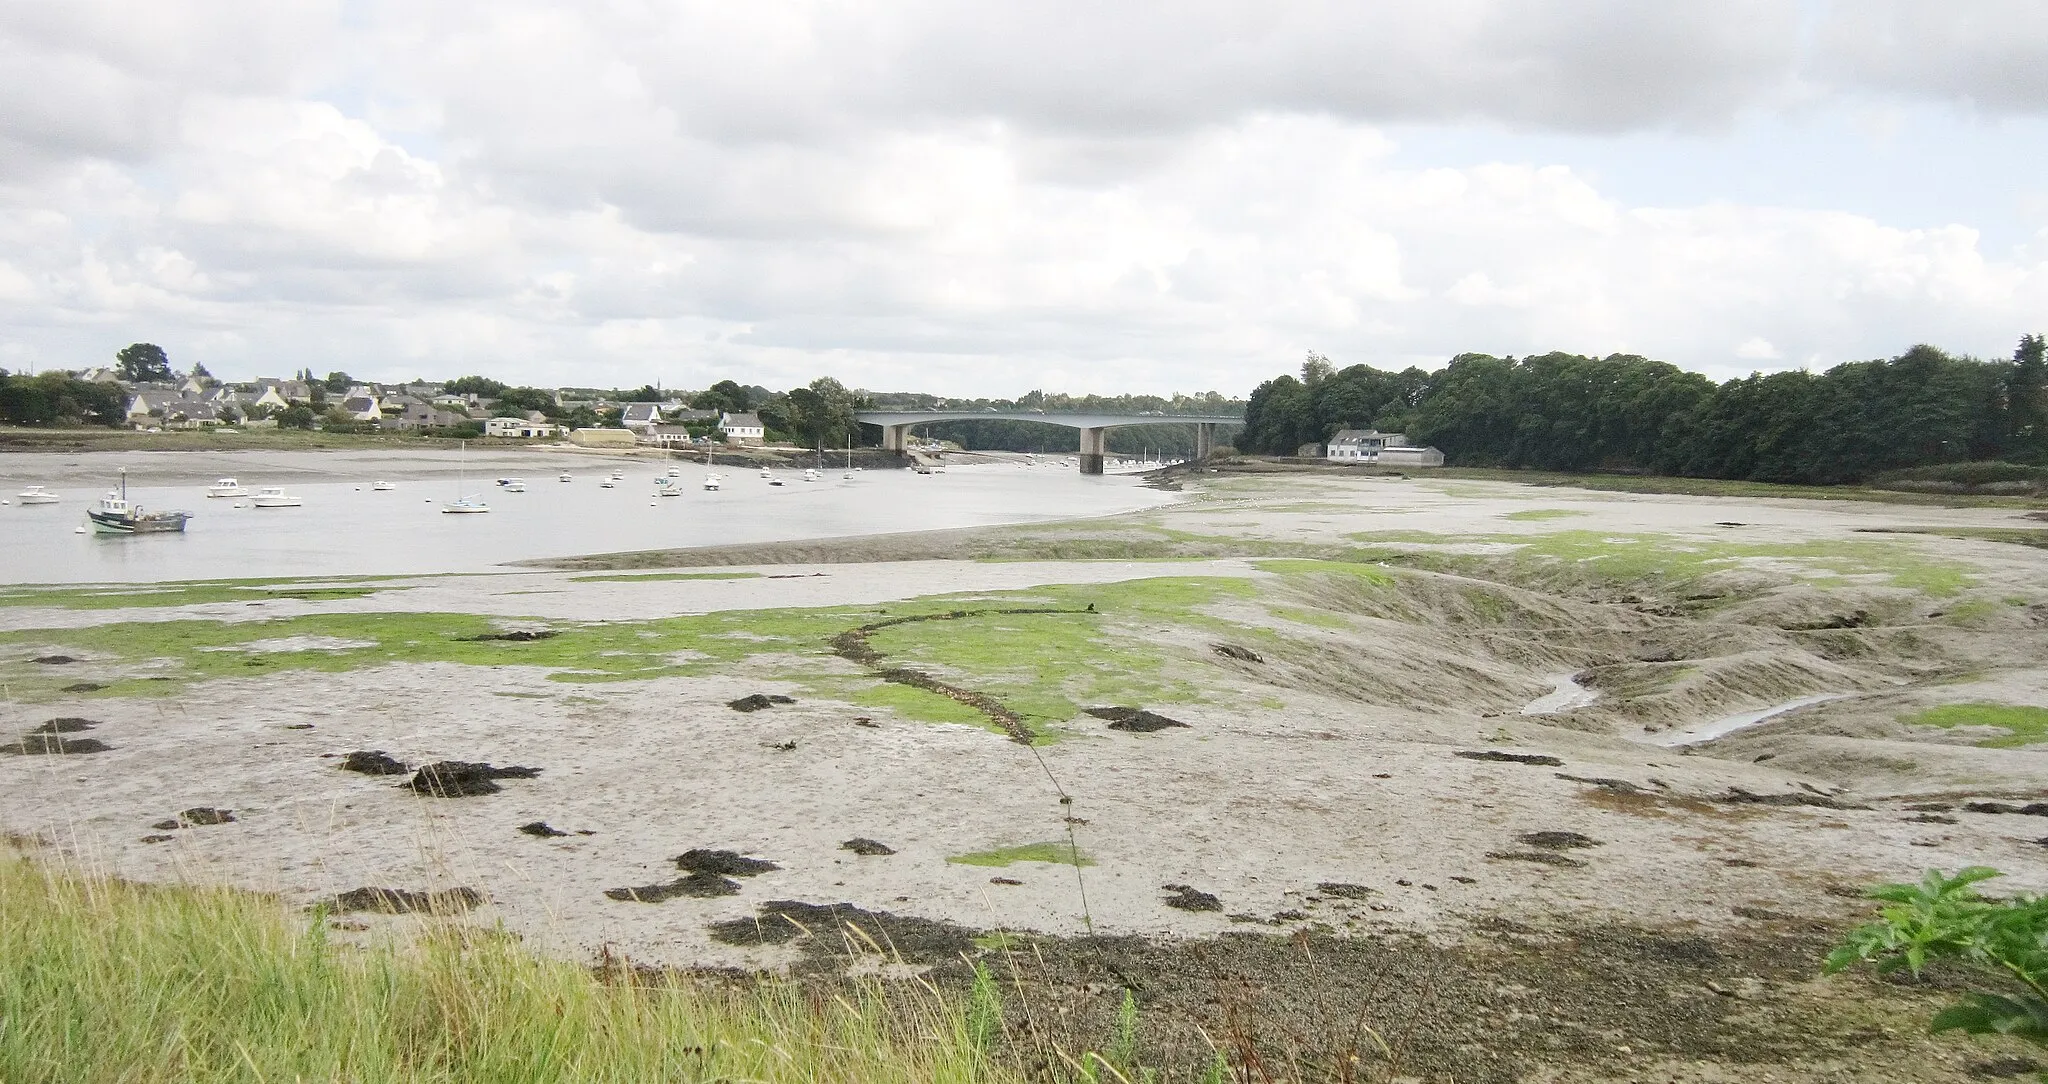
xmin=5 ymin=464 xmax=2045 ymax=1080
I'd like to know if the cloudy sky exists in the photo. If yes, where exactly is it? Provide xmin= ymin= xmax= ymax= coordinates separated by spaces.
xmin=3 ymin=1 xmax=2046 ymax=396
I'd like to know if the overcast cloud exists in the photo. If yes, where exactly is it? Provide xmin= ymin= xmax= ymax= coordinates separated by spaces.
xmin=1 ymin=0 xmax=2045 ymax=394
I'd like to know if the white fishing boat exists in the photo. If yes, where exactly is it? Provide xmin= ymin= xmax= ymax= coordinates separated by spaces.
xmin=86 ymin=472 xmax=189 ymax=534
xmin=703 ymin=474 xmax=721 ymax=490
xmin=654 ymin=478 xmax=683 ymax=497
xmin=802 ymin=467 xmax=818 ymax=482
xmin=15 ymin=485 xmax=59 ymax=505
xmin=496 ymin=478 xmax=527 ymax=492
xmin=371 ymin=480 xmax=397 ymax=492
xmin=599 ymin=478 xmax=617 ymax=489
xmin=205 ymin=478 xmax=247 ymax=498
xmin=759 ymin=467 xmax=772 ymax=479
xmin=249 ymin=487 xmax=302 ymax=508
xmin=442 ymin=440 xmax=491 ymax=514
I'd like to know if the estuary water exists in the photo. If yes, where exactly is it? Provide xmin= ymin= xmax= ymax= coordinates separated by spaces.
xmin=0 ymin=451 xmax=1177 ymax=583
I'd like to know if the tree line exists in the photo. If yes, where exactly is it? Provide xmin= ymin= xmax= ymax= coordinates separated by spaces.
xmin=1239 ymin=338 xmax=2048 ymax=484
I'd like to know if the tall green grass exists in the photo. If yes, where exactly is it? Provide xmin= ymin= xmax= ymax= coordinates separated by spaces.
xmin=0 ymin=857 xmax=1016 ymax=1084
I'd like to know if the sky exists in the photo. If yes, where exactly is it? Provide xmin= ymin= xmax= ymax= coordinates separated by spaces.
xmin=2 ymin=1 xmax=2046 ymax=397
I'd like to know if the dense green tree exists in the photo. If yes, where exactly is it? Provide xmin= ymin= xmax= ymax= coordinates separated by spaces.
xmin=0 ymin=372 xmax=126 ymax=426
xmin=689 ymin=380 xmax=752 ymax=413
xmin=323 ymin=371 xmax=353 ymax=393
xmin=277 ymin=402 xmax=316 ymax=430
xmin=444 ymin=375 xmax=507 ymax=397
xmin=492 ymin=387 xmax=559 ymax=416
xmin=115 ymin=343 xmax=173 ymax=383
xmin=622 ymin=384 xmax=665 ymax=402
xmin=2010 ymin=334 xmax=2047 ymax=462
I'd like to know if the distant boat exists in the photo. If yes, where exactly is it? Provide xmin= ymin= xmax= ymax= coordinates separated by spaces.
xmin=16 ymin=485 xmax=60 ymax=505
xmin=599 ymin=478 xmax=617 ymax=489
xmin=768 ymin=476 xmax=785 ymax=486
xmin=371 ymin=480 xmax=397 ymax=492
xmin=759 ymin=467 xmax=772 ymax=479
xmin=496 ymin=478 xmax=527 ymax=492
xmin=205 ymin=478 xmax=247 ymax=498
xmin=802 ymin=467 xmax=818 ymax=482
xmin=442 ymin=440 xmax=490 ymax=514
xmin=250 ymin=487 xmax=303 ymax=508
xmin=666 ymin=466 xmax=681 ymax=478
xmin=558 ymin=472 xmax=573 ymax=482
xmin=87 ymin=472 xmax=189 ymax=534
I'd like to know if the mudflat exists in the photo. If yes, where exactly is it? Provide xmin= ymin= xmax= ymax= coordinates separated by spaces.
xmin=4 ymin=469 xmax=2045 ymax=1081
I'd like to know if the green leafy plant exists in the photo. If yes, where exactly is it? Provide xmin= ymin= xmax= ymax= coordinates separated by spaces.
xmin=1826 ymin=867 xmax=2048 ymax=1070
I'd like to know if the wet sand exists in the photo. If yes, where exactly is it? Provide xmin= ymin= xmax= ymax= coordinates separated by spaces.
xmin=4 ymin=468 xmax=2045 ymax=1081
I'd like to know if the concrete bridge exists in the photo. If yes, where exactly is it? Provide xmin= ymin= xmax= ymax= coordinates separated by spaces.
xmin=856 ymin=410 xmax=1242 ymax=474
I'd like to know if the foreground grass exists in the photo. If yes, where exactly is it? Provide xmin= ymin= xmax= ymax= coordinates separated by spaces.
xmin=0 ymin=857 xmax=1012 ymax=1084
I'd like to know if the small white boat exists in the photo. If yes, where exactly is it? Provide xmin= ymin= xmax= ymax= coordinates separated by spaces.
xmin=666 ymin=467 xmax=681 ymax=478
xmin=250 ymin=487 xmax=302 ymax=508
xmin=599 ymin=478 xmax=617 ymax=489
xmin=496 ymin=478 xmax=527 ymax=492
xmin=371 ymin=480 xmax=397 ymax=492
xmin=655 ymin=479 xmax=683 ymax=497
xmin=559 ymin=473 xmax=573 ymax=482
xmin=205 ymin=478 xmax=247 ymax=498
xmin=610 ymin=469 xmax=625 ymax=480
xmin=759 ymin=467 xmax=772 ymax=479
xmin=16 ymin=485 xmax=59 ymax=505
xmin=703 ymin=475 xmax=721 ymax=491
xmin=443 ymin=440 xmax=490 ymax=513
xmin=802 ymin=468 xmax=818 ymax=482
xmin=768 ymin=476 xmax=785 ymax=486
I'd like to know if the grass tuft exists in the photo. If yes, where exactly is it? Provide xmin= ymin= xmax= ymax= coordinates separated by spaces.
xmin=1907 ymin=702 xmax=2048 ymax=748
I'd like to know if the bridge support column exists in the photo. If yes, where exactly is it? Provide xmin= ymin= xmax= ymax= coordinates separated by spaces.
xmin=881 ymin=424 xmax=911 ymax=453
xmin=1078 ymin=427 xmax=1106 ymax=475
xmin=1194 ymin=422 xmax=1216 ymax=461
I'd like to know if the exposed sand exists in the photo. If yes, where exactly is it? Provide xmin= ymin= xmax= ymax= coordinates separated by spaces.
xmin=4 ymin=468 xmax=2046 ymax=1079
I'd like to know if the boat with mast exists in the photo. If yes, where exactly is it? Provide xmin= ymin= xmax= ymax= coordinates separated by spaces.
xmin=441 ymin=441 xmax=491 ymax=514
xmin=86 ymin=471 xmax=190 ymax=534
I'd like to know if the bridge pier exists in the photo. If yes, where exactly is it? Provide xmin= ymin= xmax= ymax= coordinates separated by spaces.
xmin=880 ymin=423 xmax=911 ymax=453
xmin=1078 ymin=427 xmax=1107 ymax=475
xmin=1195 ymin=422 xmax=1216 ymax=461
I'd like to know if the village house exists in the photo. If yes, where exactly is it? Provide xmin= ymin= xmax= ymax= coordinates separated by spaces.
xmin=718 ymin=411 xmax=765 ymax=444
xmin=1325 ymin=429 xmax=1444 ymax=467
xmin=252 ymin=379 xmax=313 ymax=406
xmin=619 ymin=402 xmax=665 ymax=433
xmin=338 ymin=395 xmax=383 ymax=422
xmin=125 ymin=390 xmax=186 ymax=424
xmin=484 ymin=417 xmax=558 ymax=438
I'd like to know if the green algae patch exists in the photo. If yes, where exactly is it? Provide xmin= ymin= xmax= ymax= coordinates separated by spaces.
xmin=1908 ymin=703 xmax=2048 ymax=748
xmin=0 ymin=577 xmax=403 ymax=610
xmin=947 ymin=842 xmax=1093 ymax=868
xmin=1501 ymin=508 xmax=1589 ymax=521
xmin=567 ymin=571 xmax=763 ymax=582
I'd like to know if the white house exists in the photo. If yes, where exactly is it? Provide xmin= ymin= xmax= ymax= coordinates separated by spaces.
xmin=619 ymin=402 xmax=665 ymax=433
xmin=1326 ymin=429 xmax=1405 ymax=463
xmin=485 ymin=417 xmax=558 ymax=438
xmin=718 ymin=411 xmax=765 ymax=443
xmin=252 ymin=379 xmax=312 ymax=405
xmin=338 ymin=395 xmax=382 ymax=422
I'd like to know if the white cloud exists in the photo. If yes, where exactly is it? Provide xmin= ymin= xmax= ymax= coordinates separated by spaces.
xmin=1736 ymin=337 xmax=1780 ymax=360
xmin=1 ymin=1 xmax=2045 ymax=393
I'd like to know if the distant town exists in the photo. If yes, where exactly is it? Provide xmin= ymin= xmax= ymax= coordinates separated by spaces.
xmin=0 ymin=343 xmax=1246 ymax=457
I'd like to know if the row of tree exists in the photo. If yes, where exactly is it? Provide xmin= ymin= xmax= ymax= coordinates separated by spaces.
xmin=1238 ymin=338 xmax=2048 ymax=484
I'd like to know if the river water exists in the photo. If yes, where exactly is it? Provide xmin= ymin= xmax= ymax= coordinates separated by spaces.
xmin=0 ymin=452 xmax=1177 ymax=583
